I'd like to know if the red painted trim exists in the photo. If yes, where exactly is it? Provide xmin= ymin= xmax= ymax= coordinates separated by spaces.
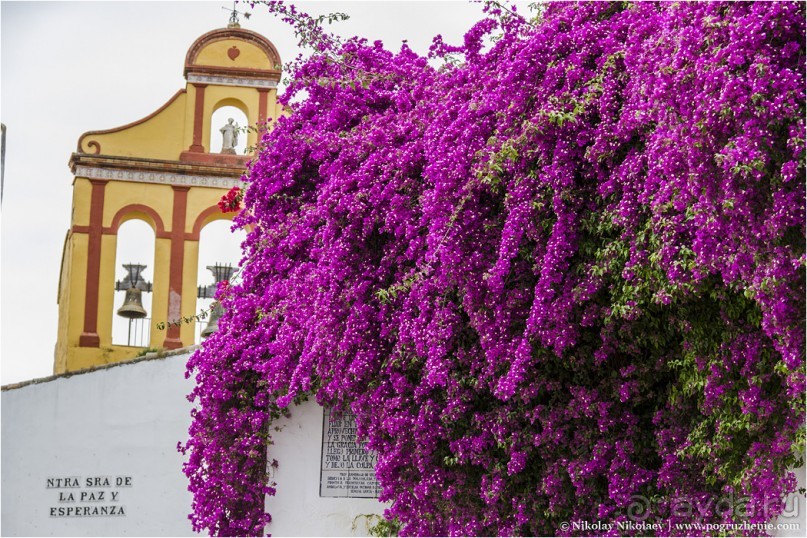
xmin=73 ymin=204 xmax=170 ymax=239
xmin=186 ymin=65 xmax=281 ymax=81
xmin=189 ymin=84 xmax=207 ymax=153
xmin=179 ymin=151 xmax=250 ymax=166
xmin=184 ymin=28 xmax=282 ymax=74
xmin=188 ymin=205 xmax=234 ymax=241
xmin=258 ymin=89 xmax=269 ymax=124
xmin=79 ymin=179 xmax=107 ymax=347
xmin=163 ymin=186 xmax=190 ymax=349
xmin=69 ymin=152 xmax=247 ymax=176
xmin=79 ymin=333 xmax=101 ymax=347
xmin=108 ymin=204 xmax=168 ymax=238
xmin=77 ymin=90 xmax=186 ymax=153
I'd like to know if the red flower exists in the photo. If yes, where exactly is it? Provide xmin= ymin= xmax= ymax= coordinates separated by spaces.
xmin=218 ymin=187 xmax=243 ymax=213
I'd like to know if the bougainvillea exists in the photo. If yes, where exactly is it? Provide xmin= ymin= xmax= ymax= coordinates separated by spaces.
xmin=218 ymin=186 xmax=244 ymax=213
xmin=181 ymin=1 xmax=805 ymax=535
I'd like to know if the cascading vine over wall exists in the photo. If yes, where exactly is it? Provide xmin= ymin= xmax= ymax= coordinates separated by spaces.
xmin=181 ymin=2 xmax=806 ymax=536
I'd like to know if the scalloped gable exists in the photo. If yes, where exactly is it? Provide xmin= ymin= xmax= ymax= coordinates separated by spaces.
xmin=184 ymin=28 xmax=282 ymax=78
xmin=74 ymin=27 xmax=283 ymax=162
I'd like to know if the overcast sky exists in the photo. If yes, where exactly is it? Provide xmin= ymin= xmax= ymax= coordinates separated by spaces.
xmin=0 ymin=0 xmax=531 ymax=384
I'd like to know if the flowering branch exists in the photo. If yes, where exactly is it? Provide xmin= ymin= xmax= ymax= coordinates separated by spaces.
xmin=182 ymin=2 xmax=806 ymax=536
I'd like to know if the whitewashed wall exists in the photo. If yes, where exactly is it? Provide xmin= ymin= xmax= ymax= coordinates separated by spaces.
xmin=267 ymin=399 xmax=388 ymax=536
xmin=3 ymin=350 xmax=800 ymax=537
xmin=1 ymin=352 xmax=196 ymax=536
xmin=1 ymin=350 xmax=386 ymax=537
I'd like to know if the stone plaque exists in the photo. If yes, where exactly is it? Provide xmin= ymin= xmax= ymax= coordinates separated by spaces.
xmin=320 ymin=408 xmax=381 ymax=498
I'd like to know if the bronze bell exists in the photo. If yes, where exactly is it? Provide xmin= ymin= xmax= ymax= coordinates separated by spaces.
xmin=201 ymin=301 xmax=224 ymax=338
xmin=117 ymin=287 xmax=147 ymax=319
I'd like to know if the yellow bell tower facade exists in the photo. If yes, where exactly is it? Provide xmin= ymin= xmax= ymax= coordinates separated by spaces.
xmin=55 ymin=26 xmax=284 ymax=374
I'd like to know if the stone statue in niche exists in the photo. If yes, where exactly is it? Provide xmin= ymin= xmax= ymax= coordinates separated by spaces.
xmin=219 ymin=118 xmax=239 ymax=154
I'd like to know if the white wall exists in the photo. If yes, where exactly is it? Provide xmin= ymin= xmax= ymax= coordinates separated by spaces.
xmin=1 ymin=351 xmax=386 ymax=537
xmin=268 ymin=398 xmax=387 ymax=537
xmin=1 ymin=352 xmax=196 ymax=537
xmin=7 ymin=350 xmax=796 ymax=537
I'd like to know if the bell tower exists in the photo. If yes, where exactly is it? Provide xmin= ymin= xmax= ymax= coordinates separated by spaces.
xmin=55 ymin=25 xmax=283 ymax=374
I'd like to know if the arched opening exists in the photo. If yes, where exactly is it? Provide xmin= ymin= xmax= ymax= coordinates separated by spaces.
xmin=209 ymin=101 xmax=249 ymax=155
xmin=112 ymin=219 xmax=156 ymax=347
xmin=195 ymin=219 xmax=246 ymax=344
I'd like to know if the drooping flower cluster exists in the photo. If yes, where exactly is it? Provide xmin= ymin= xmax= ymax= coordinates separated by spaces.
xmin=218 ymin=186 xmax=244 ymax=213
xmin=182 ymin=2 xmax=805 ymax=536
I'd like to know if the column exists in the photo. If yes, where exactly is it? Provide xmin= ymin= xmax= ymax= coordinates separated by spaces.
xmin=188 ymin=83 xmax=207 ymax=153
xmin=79 ymin=179 xmax=108 ymax=347
xmin=163 ymin=186 xmax=190 ymax=349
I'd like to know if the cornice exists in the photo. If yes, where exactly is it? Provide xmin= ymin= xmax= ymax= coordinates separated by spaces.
xmin=186 ymin=65 xmax=281 ymax=82
xmin=70 ymin=153 xmax=249 ymax=189
xmin=70 ymin=153 xmax=245 ymax=176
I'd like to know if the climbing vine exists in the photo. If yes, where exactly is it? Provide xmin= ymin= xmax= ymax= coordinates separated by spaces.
xmin=181 ymin=1 xmax=805 ymax=536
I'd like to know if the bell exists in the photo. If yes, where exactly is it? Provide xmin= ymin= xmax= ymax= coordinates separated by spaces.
xmin=201 ymin=301 xmax=224 ymax=338
xmin=117 ymin=287 xmax=147 ymax=319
